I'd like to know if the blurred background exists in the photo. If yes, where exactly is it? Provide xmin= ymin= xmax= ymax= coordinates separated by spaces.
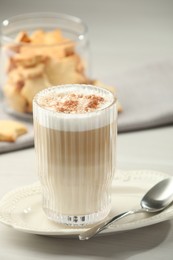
xmin=1 ymin=0 xmax=173 ymax=82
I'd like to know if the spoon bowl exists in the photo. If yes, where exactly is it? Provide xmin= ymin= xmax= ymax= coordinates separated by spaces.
xmin=79 ymin=177 xmax=173 ymax=240
xmin=141 ymin=178 xmax=173 ymax=212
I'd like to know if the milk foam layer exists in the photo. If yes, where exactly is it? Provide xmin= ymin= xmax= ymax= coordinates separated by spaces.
xmin=33 ymin=84 xmax=116 ymax=132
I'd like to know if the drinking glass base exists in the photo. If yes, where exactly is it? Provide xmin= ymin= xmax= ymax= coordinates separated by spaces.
xmin=43 ymin=206 xmax=111 ymax=227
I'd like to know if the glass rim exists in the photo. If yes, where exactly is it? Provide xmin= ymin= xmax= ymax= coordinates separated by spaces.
xmin=33 ymin=84 xmax=117 ymax=117
xmin=1 ymin=12 xmax=88 ymax=46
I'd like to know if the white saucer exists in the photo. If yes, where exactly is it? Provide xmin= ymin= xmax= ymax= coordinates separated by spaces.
xmin=0 ymin=170 xmax=173 ymax=238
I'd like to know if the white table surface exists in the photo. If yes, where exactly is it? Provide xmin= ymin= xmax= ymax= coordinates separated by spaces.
xmin=0 ymin=0 xmax=173 ymax=259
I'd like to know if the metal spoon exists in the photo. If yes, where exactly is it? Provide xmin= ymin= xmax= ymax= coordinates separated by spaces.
xmin=79 ymin=177 xmax=173 ymax=240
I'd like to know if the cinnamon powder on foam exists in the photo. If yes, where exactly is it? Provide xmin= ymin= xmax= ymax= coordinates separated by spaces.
xmin=39 ymin=93 xmax=106 ymax=114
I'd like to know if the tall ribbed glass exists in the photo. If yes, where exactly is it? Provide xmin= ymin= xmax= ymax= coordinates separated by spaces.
xmin=33 ymin=84 xmax=117 ymax=226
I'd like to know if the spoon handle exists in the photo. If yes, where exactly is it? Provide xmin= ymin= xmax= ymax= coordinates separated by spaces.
xmin=79 ymin=209 xmax=142 ymax=240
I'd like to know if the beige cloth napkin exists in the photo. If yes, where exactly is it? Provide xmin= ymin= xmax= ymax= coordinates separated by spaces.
xmin=1 ymin=60 xmax=173 ymax=153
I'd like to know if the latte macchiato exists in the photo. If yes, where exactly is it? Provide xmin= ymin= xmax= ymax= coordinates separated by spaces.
xmin=33 ymin=84 xmax=117 ymax=226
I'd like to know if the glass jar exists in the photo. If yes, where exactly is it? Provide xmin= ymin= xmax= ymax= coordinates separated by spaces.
xmin=0 ymin=12 xmax=90 ymax=115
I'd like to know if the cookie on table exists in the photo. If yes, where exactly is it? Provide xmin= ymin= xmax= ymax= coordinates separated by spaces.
xmin=0 ymin=120 xmax=28 ymax=142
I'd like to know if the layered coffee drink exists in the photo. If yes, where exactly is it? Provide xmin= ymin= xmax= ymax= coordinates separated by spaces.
xmin=33 ymin=84 xmax=117 ymax=226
